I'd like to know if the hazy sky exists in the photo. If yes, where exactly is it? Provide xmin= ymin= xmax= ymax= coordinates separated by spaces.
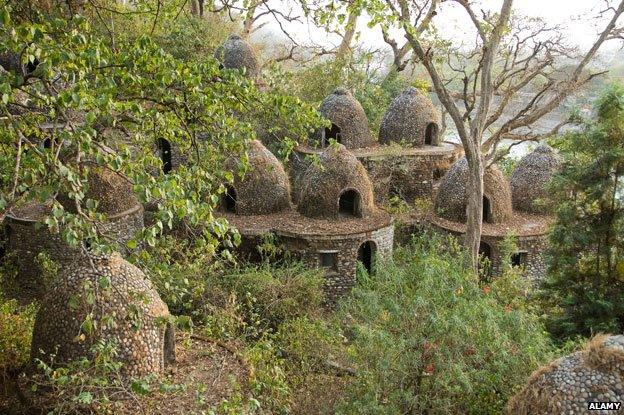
xmin=258 ymin=0 xmax=621 ymax=61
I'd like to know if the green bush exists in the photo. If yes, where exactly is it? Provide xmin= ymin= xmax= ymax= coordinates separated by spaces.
xmin=336 ymin=234 xmax=553 ymax=415
xmin=0 ymin=297 xmax=35 ymax=379
xmin=204 ymin=263 xmax=326 ymax=341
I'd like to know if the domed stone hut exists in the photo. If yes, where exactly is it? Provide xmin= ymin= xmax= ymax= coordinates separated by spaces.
xmin=293 ymin=87 xmax=461 ymax=206
xmin=218 ymin=142 xmax=394 ymax=302
xmin=2 ymin=166 xmax=143 ymax=297
xmin=434 ymin=158 xmax=513 ymax=224
xmin=313 ymin=87 xmax=374 ymax=149
xmin=298 ymin=144 xmax=375 ymax=219
xmin=430 ymin=157 xmax=552 ymax=279
xmin=511 ymin=145 xmax=562 ymax=214
xmin=221 ymin=140 xmax=292 ymax=215
xmin=379 ymin=87 xmax=442 ymax=147
xmin=507 ymin=334 xmax=624 ymax=414
xmin=31 ymin=253 xmax=174 ymax=377
xmin=215 ymin=34 xmax=260 ymax=79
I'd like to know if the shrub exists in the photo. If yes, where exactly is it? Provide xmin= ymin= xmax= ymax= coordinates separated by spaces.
xmin=0 ymin=297 xmax=36 ymax=379
xmin=336 ymin=234 xmax=553 ymax=415
xmin=204 ymin=263 xmax=326 ymax=341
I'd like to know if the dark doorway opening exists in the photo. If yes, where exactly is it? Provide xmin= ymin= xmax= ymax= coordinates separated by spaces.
xmin=157 ymin=138 xmax=172 ymax=174
xmin=511 ymin=252 xmax=528 ymax=268
xmin=479 ymin=241 xmax=492 ymax=260
xmin=324 ymin=123 xmax=342 ymax=145
xmin=164 ymin=321 xmax=176 ymax=365
xmin=25 ymin=57 xmax=39 ymax=75
xmin=43 ymin=138 xmax=51 ymax=149
xmin=339 ymin=189 xmax=361 ymax=217
xmin=425 ymin=122 xmax=438 ymax=145
xmin=432 ymin=168 xmax=445 ymax=181
xmin=223 ymin=185 xmax=237 ymax=213
xmin=478 ymin=241 xmax=492 ymax=276
xmin=0 ymin=225 xmax=9 ymax=260
xmin=483 ymin=195 xmax=493 ymax=223
xmin=357 ymin=241 xmax=376 ymax=274
xmin=319 ymin=252 xmax=338 ymax=271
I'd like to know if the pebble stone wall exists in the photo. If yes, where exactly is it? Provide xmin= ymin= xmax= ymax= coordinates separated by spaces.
xmin=31 ymin=253 xmax=174 ymax=377
xmin=3 ymin=205 xmax=143 ymax=296
xmin=431 ymin=223 xmax=548 ymax=280
xmin=358 ymin=149 xmax=460 ymax=203
xmin=507 ymin=335 xmax=624 ymax=414
xmin=291 ymin=146 xmax=461 ymax=204
xmin=280 ymin=224 xmax=395 ymax=302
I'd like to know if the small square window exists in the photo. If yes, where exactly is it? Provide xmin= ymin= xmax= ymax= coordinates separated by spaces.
xmin=319 ymin=252 xmax=338 ymax=270
xmin=511 ymin=252 xmax=528 ymax=268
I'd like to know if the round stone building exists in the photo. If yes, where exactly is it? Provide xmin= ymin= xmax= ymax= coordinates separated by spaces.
xmin=218 ymin=141 xmax=394 ymax=302
xmin=293 ymin=87 xmax=461 ymax=205
xmin=430 ymin=154 xmax=556 ymax=280
xmin=31 ymin=252 xmax=174 ymax=377
xmin=510 ymin=144 xmax=562 ymax=215
xmin=507 ymin=334 xmax=624 ymax=414
xmin=214 ymin=34 xmax=260 ymax=79
xmin=2 ymin=165 xmax=144 ymax=297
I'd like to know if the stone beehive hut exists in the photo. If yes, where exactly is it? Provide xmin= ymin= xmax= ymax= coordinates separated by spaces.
xmin=511 ymin=144 xmax=562 ymax=214
xmin=434 ymin=158 xmax=513 ymax=224
xmin=378 ymin=87 xmax=442 ymax=147
xmin=297 ymin=144 xmax=376 ymax=219
xmin=2 ymin=165 xmax=143 ymax=297
xmin=507 ymin=335 xmax=624 ymax=414
xmin=215 ymin=34 xmax=260 ymax=79
xmin=314 ymin=88 xmax=375 ymax=149
xmin=31 ymin=252 xmax=174 ymax=377
xmin=431 ymin=157 xmax=553 ymax=280
xmin=293 ymin=87 xmax=461 ymax=206
xmin=221 ymin=140 xmax=292 ymax=215
xmin=57 ymin=164 xmax=140 ymax=217
xmin=217 ymin=142 xmax=394 ymax=302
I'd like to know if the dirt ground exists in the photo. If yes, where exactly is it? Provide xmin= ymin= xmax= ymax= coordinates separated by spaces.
xmin=1 ymin=335 xmax=249 ymax=415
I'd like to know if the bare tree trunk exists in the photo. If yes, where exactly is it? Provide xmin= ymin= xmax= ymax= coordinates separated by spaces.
xmin=190 ymin=0 xmax=200 ymax=17
xmin=242 ymin=2 xmax=259 ymax=39
xmin=336 ymin=10 xmax=359 ymax=60
xmin=464 ymin=144 xmax=484 ymax=272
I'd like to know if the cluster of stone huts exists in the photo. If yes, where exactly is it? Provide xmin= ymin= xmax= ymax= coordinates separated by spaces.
xmin=0 ymin=33 xmax=562 ymax=379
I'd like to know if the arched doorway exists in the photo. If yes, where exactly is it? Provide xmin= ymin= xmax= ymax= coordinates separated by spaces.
xmin=223 ymin=185 xmax=237 ymax=213
xmin=425 ymin=122 xmax=438 ymax=145
xmin=478 ymin=241 xmax=492 ymax=276
xmin=479 ymin=241 xmax=492 ymax=260
xmin=25 ymin=57 xmax=39 ymax=75
xmin=324 ymin=123 xmax=342 ymax=146
xmin=0 ymin=225 xmax=9 ymax=260
xmin=483 ymin=195 xmax=493 ymax=223
xmin=357 ymin=240 xmax=376 ymax=274
xmin=163 ymin=321 xmax=176 ymax=365
xmin=339 ymin=189 xmax=361 ymax=217
xmin=157 ymin=138 xmax=172 ymax=174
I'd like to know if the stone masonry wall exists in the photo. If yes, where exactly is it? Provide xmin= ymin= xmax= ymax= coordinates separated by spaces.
xmin=290 ymin=149 xmax=460 ymax=206
xmin=431 ymin=224 xmax=549 ymax=280
xmin=2 ymin=206 xmax=143 ymax=297
xmin=268 ymin=224 xmax=395 ymax=303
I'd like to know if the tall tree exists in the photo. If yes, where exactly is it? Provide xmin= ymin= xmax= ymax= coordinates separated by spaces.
xmin=0 ymin=5 xmax=320 ymax=250
xmin=544 ymin=84 xmax=624 ymax=340
xmin=354 ymin=0 xmax=624 ymax=269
